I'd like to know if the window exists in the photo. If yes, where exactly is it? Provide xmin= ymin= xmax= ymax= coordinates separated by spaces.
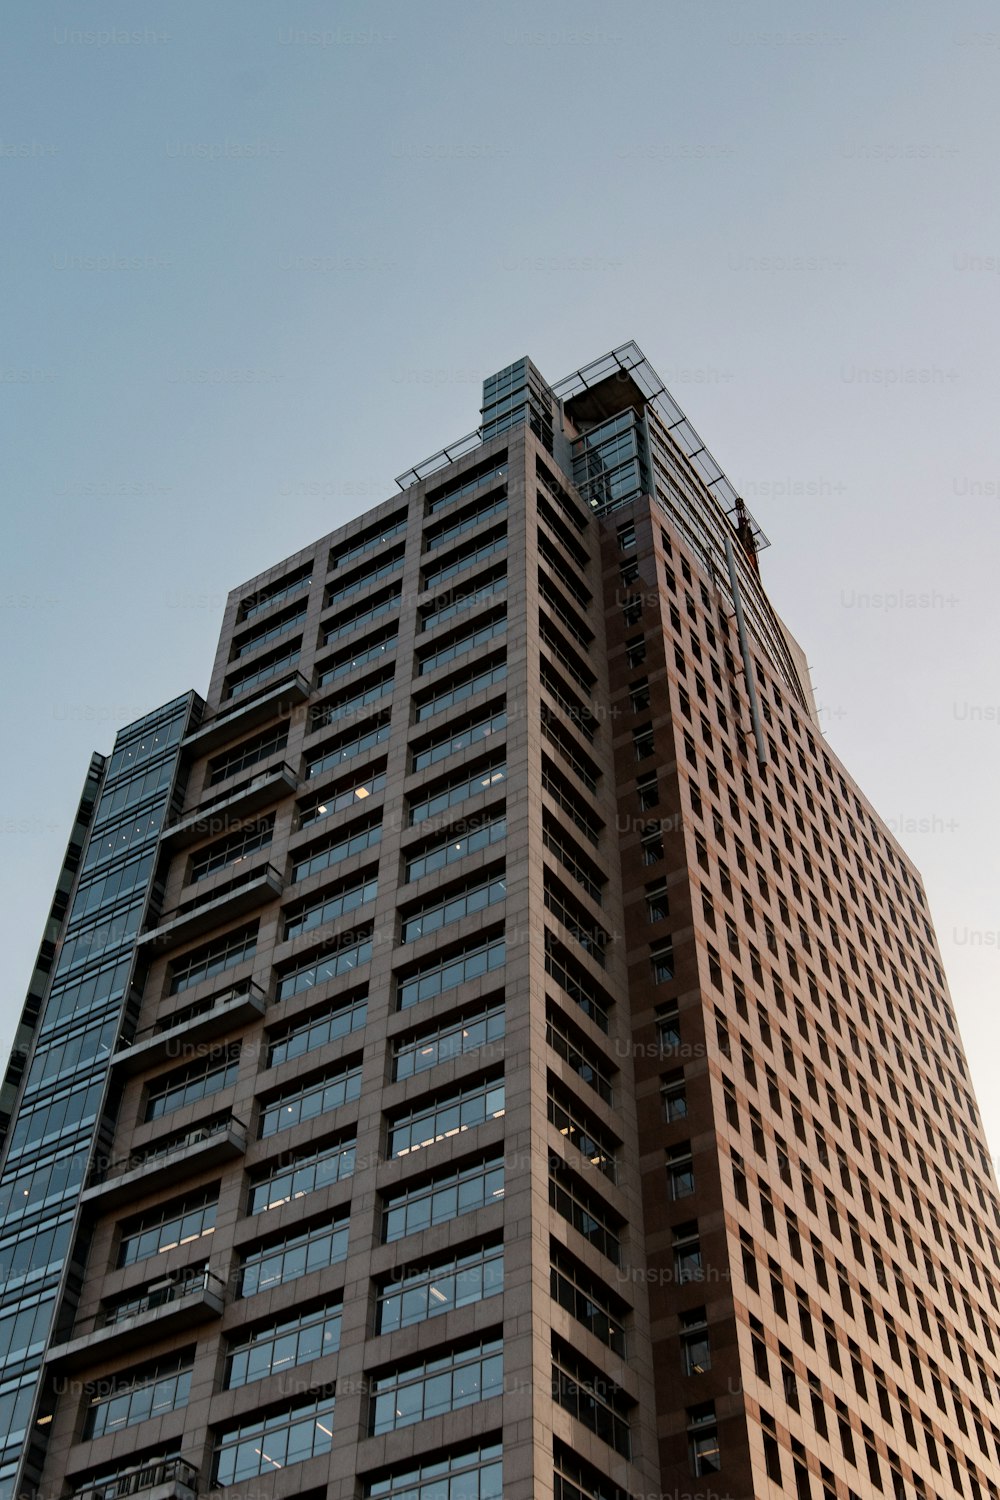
xmin=226 ymin=1302 xmax=341 ymax=1388
xmin=415 ymin=657 xmax=507 ymax=722
xmin=553 ymin=1441 xmax=627 ymax=1500
xmin=401 ymin=873 xmax=507 ymax=943
xmin=84 ymin=1355 xmax=192 ymax=1438
xmin=550 ymin=1245 xmax=626 ymax=1355
xmin=632 ymin=726 xmax=655 ymax=760
xmin=629 ymin=678 xmax=650 ymax=712
xmin=657 ymin=1003 xmax=681 ymax=1050
xmin=409 ymin=760 xmax=507 ymax=825
xmin=239 ymin=1215 xmax=349 ymax=1298
xmin=241 ymin=565 xmax=311 ymax=622
xmin=641 ymin=827 xmax=664 ymax=865
xmin=388 ymin=1077 xmax=505 ymax=1159
xmin=145 ymin=1048 xmax=239 ymax=1122
xmin=552 ymin=1338 xmax=631 ymax=1458
xmin=662 ymin=1076 xmax=688 ymax=1124
xmin=291 ymin=814 xmax=381 ymax=883
xmin=324 ymin=547 xmax=404 ymax=608
xmin=617 ymin=522 xmax=636 ymax=551
xmin=646 ymin=881 xmax=669 ymax=923
xmin=118 ymin=1192 xmax=216 ymax=1267
xmin=305 ymin=717 xmax=391 ymax=781
xmin=248 ymin=1136 xmax=356 ymax=1214
xmin=168 ymin=924 xmax=257 ymax=995
xmin=213 ymin=1394 xmax=335 ymax=1486
xmin=317 ymin=626 xmax=397 ymax=687
xmin=667 ymin=1142 xmax=695 ymax=1199
xmin=548 ymin=1085 xmax=618 ymax=1182
xmin=397 ymin=935 xmax=505 ymax=1009
xmin=283 ymin=874 xmax=378 ymax=941
xmin=394 ymin=1001 xmax=505 ymax=1081
xmin=411 ymin=707 xmax=506 ymax=772
xmin=687 ymin=1402 xmax=721 ymax=1476
xmin=425 ymin=494 xmax=507 ymax=552
xmin=277 ymin=933 xmax=373 ymax=1000
xmin=637 ymin=772 xmax=659 ymax=809
xmin=309 ymin=670 xmax=395 ymax=732
xmin=549 ymin=1160 xmax=622 ymax=1265
xmin=267 ymin=991 xmax=367 ymax=1067
xmin=417 ymin=609 xmax=506 ymax=674
xmin=383 ymin=1153 xmax=505 ymax=1242
xmin=405 ymin=812 xmax=506 ymax=883
xmin=651 ymin=940 xmax=675 ymax=983
xmin=259 ymin=1063 xmax=363 ymax=1137
xmin=376 ymin=1242 xmax=503 ymax=1333
xmin=365 ymin=1443 xmax=503 ymax=1500
xmin=329 ymin=510 xmax=408 ymax=570
xmin=370 ymin=1338 xmax=503 ymax=1433
xmin=208 ymin=726 xmax=287 ymax=785
xmin=190 ymin=817 xmax=274 ymax=881
xmin=680 ymin=1308 xmax=711 ymax=1375
xmin=545 ymin=1005 xmax=614 ymax=1104
xmin=296 ymin=769 xmax=386 ymax=830
xmin=673 ymin=1222 xmax=703 ymax=1285
xmin=625 ymin=636 xmax=646 ymax=668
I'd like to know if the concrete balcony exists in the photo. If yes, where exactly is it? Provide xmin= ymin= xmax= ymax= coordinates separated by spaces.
xmin=111 ymin=983 xmax=268 ymax=1076
xmin=180 ymin=671 xmax=310 ymax=754
xmin=46 ymin=1270 xmax=225 ymax=1372
xmin=69 ymin=1457 xmax=200 ymax=1500
xmin=82 ymin=1114 xmax=248 ymax=1210
xmin=160 ymin=762 xmax=300 ymax=849
xmin=136 ymin=864 xmax=284 ymax=951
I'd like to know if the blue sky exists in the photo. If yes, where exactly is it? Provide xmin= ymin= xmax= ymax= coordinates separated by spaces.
xmin=2 ymin=0 xmax=999 ymax=1152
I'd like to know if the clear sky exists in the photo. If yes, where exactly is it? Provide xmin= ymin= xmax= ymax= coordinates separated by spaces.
xmin=2 ymin=0 xmax=998 ymax=1156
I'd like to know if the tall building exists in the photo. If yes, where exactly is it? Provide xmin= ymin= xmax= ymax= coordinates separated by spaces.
xmin=2 ymin=341 xmax=999 ymax=1500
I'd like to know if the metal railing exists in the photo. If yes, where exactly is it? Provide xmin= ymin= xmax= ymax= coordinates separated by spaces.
xmin=71 ymin=1457 xmax=199 ymax=1500
xmin=98 ymin=1113 xmax=247 ymax=1182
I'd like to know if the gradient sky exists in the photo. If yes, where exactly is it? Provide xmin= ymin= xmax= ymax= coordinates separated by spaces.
xmin=2 ymin=0 xmax=998 ymax=1157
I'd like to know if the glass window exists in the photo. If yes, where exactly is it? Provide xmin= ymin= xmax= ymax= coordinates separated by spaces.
xmin=364 ymin=1442 xmax=502 ymax=1500
xmin=389 ymin=1078 xmax=505 ymax=1159
xmin=259 ymin=1063 xmax=362 ymax=1138
xmin=651 ymin=941 xmax=675 ymax=983
xmin=405 ymin=813 xmax=506 ymax=883
xmin=283 ymin=874 xmax=377 ymax=941
xmin=277 ymin=935 xmax=373 ymax=1001
xmin=226 ymin=1302 xmax=341 ymax=1389
xmin=370 ymin=1338 xmax=503 ymax=1434
xmin=662 ymin=1077 xmax=688 ymax=1124
xmin=680 ymin=1308 xmax=711 ymax=1375
xmin=84 ymin=1357 xmax=192 ymax=1439
xmin=118 ymin=1193 xmax=217 ymax=1267
xmin=213 ymin=1394 xmax=335 ymax=1486
xmin=409 ymin=762 xmax=506 ymax=825
xmin=401 ymin=873 xmax=506 ymax=943
xmin=394 ymin=1001 xmax=505 ymax=1081
xmin=376 ymin=1243 xmax=504 ymax=1333
xmin=382 ymin=1154 xmax=505 ymax=1243
xmin=667 ymin=1143 xmax=695 ymax=1199
xmin=239 ymin=1216 xmax=349 ymax=1298
xmin=673 ymin=1223 xmax=702 ymax=1285
xmin=291 ymin=815 xmax=381 ymax=883
xmin=305 ymin=718 xmax=391 ymax=781
xmin=267 ymin=992 xmax=368 ymax=1068
xmin=397 ymin=936 xmax=505 ymax=1010
xmin=169 ymin=925 xmax=258 ymax=996
xmin=552 ymin=1339 xmax=631 ymax=1458
xmin=248 ymin=1137 xmax=356 ymax=1214
xmin=145 ymin=1048 xmax=239 ymax=1122
xmin=687 ymin=1402 xmax=721 ymax=1475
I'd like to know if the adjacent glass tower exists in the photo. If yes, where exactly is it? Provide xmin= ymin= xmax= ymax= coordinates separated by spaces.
xmin=2 ymin=342 xmax=999 ymax=1500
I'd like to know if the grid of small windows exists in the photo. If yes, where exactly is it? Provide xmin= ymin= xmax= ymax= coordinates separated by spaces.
xmin=283 ymin=873 xmax=378 ymax=940
xmin=225 ymin=1301 xmax=341 ymax=1389
xmin=405 ymin=812 xmax=506 ymax=883
xmin=84 ymin=1355 xmax=193 ymax=1439
xmin=394 ymin=1000 xmax=505 ymax=1081
xmin=369 ymin=1337 xmax=503 ymax=1434
xmin=267 ymin=991 xmax=368 ymax=1068
xmin=118 ymin=1192 xmax=217 ymax=1267
xmin=277 ymin=933 xmax=373 ymax=1001
xmin=145 ymin=1047 xmax=239 ymax=1121
xmin=397 ymin=935 xmax=505 ymax=1010
xmin=364 ymin=1442 xmax=502 ymax=1500
xmin=259 ymin=1062 xmax=363 ymax=1138
xmin=212 ymin=1394 xmax=335 ymax=1486
xmin=401 ymin=872 xmax=506 ymax=944
xmin=248 ymin=1136 xmax=356 ymax=1214
xmin=382 ymin=1153 xmax=505 ymax=1242
xmin=388 ymin=1077 xmax=505 ymax=1159
xmin=224 ymin=641 xmax=300 ymax=699
xmin=209 ymin=726 xmax=287 ymax=785
xmin=551 ymin=1337 xmax=631 ymax=1458
xmin=168 ymin=924 xmax=257 ymax=995
xmin=376 ymin=1242 xmax=503 ymax=1333
xmin=239 ymin=1215 xmax=349 ymax=1298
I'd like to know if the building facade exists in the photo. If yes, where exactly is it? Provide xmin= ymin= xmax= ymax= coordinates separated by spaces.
xmin=2 ymin=343 xmax=999 ymax=1500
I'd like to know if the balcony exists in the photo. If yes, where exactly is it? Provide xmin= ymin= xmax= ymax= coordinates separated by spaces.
xmin=46 ymin=1270 xmax=225 ymax=1372
xmin=111 ymin=983 xmax=268 ymax=1075
xmin=181 ymin=671 xmax=310 ymax=754
xmin=69 ymin=1457 xmax=199 ymax=1500
xmin=160 ymin=762 xmax=300 ymax=849
xmin=82 ymin=1113 xmax=248 ymax=1209
xmin=136 ymin=864 xmax=284 ymax=951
